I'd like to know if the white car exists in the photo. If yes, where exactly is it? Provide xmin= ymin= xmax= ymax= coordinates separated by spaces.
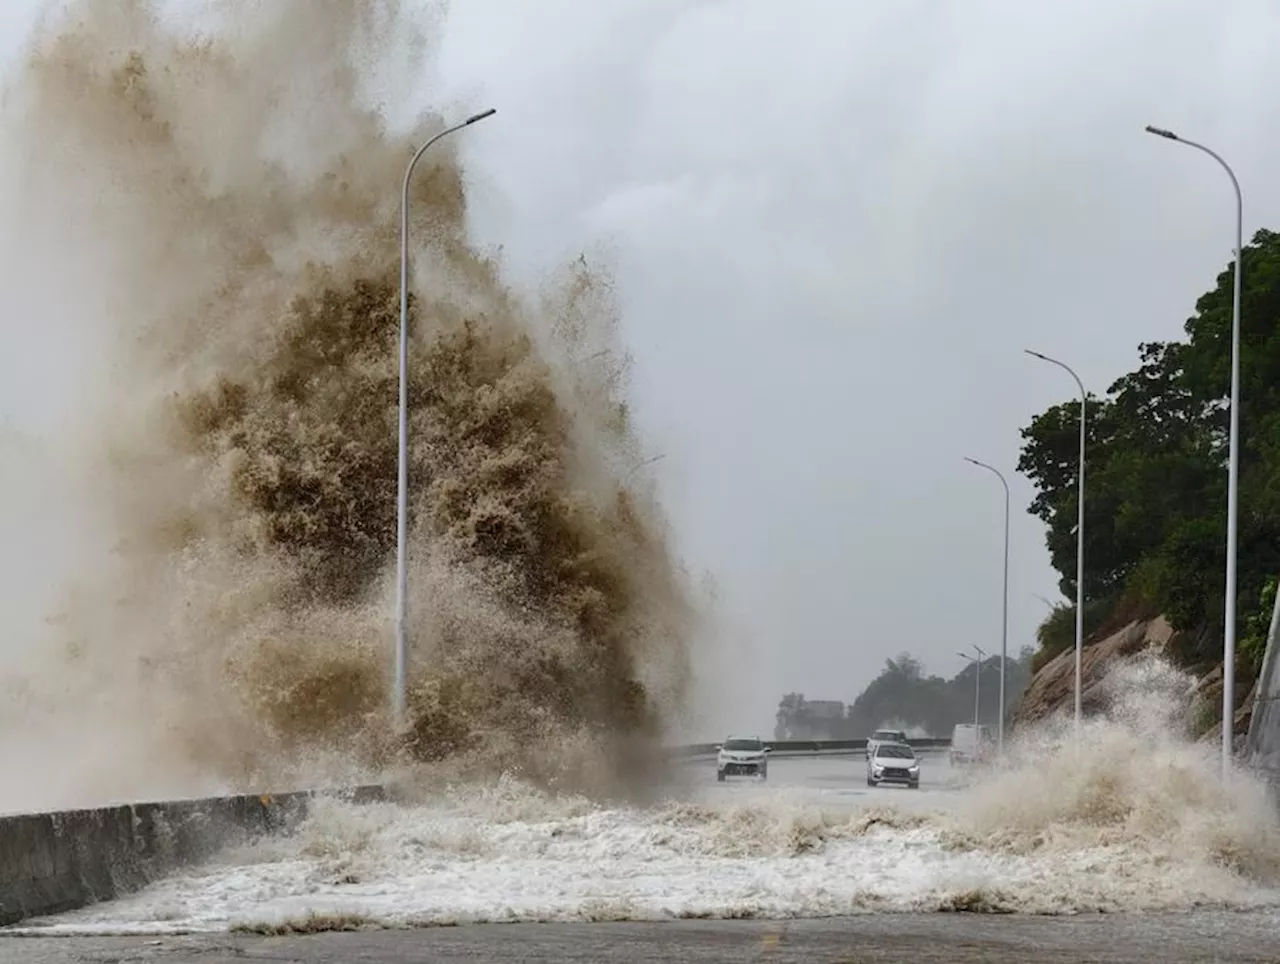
xmin=716 ymin=737 xmax=770 ymax=781
xmin=865 ymin=728 xmax=909 ymax=760
xmin=866 ymin=741 xmax=920 ymax=789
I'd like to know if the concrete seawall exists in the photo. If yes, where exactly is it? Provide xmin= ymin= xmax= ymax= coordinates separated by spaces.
xmin=0 ymin=785 xmax=383 ymax=927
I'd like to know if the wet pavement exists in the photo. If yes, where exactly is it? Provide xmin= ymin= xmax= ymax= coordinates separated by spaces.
xmin=3 ymin=912 xmax=1279 ymax=963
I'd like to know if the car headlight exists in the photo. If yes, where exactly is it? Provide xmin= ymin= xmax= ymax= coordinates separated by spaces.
xmin=908 ymin=764 xmax=919 ymax=773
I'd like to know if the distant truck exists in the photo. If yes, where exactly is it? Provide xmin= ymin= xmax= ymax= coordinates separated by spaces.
xmin=949 ymin=723 xmax=994 ymax=766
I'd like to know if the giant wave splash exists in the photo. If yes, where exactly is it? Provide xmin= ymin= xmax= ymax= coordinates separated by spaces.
xmin=0 ymin=0 xmax=696 ymax=812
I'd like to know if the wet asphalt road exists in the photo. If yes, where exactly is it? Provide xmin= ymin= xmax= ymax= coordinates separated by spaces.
xmin=3 ymin=912 xmax=1279 ymax=963
xmin=3 ymin=752 xmax=1278 ymax=961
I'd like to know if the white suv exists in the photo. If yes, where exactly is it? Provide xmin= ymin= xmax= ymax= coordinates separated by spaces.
xmin=866 ymin=742 xmax=920 ymax=789
xmin=866 ymin=728 xmax=909 ymax=760
xmin=716 ymin=737 xmax=769 ymax=781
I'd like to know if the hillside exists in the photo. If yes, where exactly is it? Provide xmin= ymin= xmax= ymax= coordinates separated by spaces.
xmin=1014 ymin=230 xmax=1280 ymax=734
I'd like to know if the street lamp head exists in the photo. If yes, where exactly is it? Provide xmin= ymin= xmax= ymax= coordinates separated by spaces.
xmin=1024 ymin=348 xmax=1048 ymax=361
xmin=1144 ymin=124 xmax=1178 ymax=141
xmin=466 ymin=107 xmax=498 ymax=125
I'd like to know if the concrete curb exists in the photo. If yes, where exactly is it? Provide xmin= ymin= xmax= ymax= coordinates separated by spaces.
xmin=0 ymin=784 xmax=384 ymax=928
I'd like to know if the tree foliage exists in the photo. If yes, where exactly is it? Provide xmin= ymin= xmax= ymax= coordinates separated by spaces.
xmin=1018 ymin=229 xmax=1280 ymax=671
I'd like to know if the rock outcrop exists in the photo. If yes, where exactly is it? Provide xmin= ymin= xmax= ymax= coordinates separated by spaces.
xmin=1011 ymin=617 xmax=1177 ymax=728
xmin=1194 ymin=667 xmax=1256 ymax=749
xmin=1011 ymin=614 xmax=1255 ymax=742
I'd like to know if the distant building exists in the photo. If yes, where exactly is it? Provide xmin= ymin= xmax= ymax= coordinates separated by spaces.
xmin=774 ymin=694 xmax=848 ymax=740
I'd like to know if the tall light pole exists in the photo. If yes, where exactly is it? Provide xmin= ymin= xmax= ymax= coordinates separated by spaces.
xmin=963 ymin=458 xmax=1010 ymax=754
xmin=1144 ymin=124 xmax=1243 ymax=780
xmin=974 ymin=645 xmax=986 ymax=727
xmin=1025 ymin=350 xmax=1086 ymax=741
xmin=395 ymin=107 xmax=497 ymax=727
xmin=958 ymin=646 xmax=986 ymax=728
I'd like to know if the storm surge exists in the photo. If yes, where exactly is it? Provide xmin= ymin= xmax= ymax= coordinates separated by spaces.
xmin=9 ymin=656 xmax=1278 ymax=933
xmin=0 ymin=0 xmax=694 ymax=811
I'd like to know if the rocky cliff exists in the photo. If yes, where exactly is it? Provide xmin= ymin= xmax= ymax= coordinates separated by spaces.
xmin=1011 ymin=616 xmax=1255 ymax=745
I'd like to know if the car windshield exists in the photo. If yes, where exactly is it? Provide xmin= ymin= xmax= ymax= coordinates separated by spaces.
xmin=876 ymin=744 xmax=915 ymax=760
xmin=873 ymin=730 xmax=904 ymax=740
xmin=723 ymin=739 xmax=762 ymax=751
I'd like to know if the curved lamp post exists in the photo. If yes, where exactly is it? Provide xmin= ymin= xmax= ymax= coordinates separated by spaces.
xmin=1024 ymin=350 xmax=1086 ymax=742
xmin=1145 ymin=124 xmax=1243 ymax=780
xmin=394 ymin=108 xmax=497 ymax=727
xmin=958 ymin=645 xmax=987 ymax=729
xmin=963 ymin=458 xmax=1010 ymax=754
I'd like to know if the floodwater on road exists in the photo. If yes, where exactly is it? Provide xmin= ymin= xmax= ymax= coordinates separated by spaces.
xmin=5 ymin=737 xmax=1279 ymax=938
xmin=674 ymin=749 xmax=959 ymax=800
xmin=3 ymin=901 xmax=1280 ymax=963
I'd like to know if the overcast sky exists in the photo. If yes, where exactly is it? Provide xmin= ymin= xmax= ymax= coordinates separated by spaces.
xmin=4 ymin=1 xmax=1280 ymax=739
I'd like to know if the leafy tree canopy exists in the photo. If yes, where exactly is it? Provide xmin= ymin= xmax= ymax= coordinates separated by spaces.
xmin=1018 ymin=229 xmax=1280 ymax=671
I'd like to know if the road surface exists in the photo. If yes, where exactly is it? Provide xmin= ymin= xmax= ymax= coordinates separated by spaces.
xmin=3 ymin=751 xmax=1278 ymax=961
xmin=3 ymin=913 xmax=1279 ymax=963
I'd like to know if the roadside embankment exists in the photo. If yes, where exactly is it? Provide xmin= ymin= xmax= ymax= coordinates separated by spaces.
xmin=0 ymin=785 xmax=383 ymax=927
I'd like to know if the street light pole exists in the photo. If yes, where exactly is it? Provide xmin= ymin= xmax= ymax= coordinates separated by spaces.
xmin=964 ymin=458 xmax=1010 ymax=755
xmin=1144 ymin=124 xmax=1243 ymax=781
xmin=1025 ymin=350 xmax=1086 ymax=742
xmin=973 ymin=645 xmax=987 ymax=727
xmin=957 ymin=651 xmax=978 ymax=729
xmin=974 ymin=648 xmax=981 ymax=726
xmin=394 ymin=107 xmax=496 ymax=728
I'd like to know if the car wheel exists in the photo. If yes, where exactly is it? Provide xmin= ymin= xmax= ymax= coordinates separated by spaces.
xmin=717 ymin=771 xmax=726 ymax=782
xmin=909 ymin=781 xmax=919 ymax=790
xmin=866 ymin=777 xmax=875 ymax=787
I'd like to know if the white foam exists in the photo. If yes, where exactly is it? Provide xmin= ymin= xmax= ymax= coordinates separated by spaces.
xmin=11 ymin=763 xmax=1279 ymax=935
xmin=11 ymin=656 xmax=1280 ymax=935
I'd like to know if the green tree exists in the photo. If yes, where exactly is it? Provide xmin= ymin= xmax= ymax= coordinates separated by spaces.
xmin=1018 ymin=229 xmax=1280 ymax=672
xmin=840 ymin=648 xmax=1036 ymax=737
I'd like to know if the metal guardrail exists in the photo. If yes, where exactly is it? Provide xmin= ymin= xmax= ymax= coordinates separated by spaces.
xmin=670 ymin=737 xmax=951 ymax=757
